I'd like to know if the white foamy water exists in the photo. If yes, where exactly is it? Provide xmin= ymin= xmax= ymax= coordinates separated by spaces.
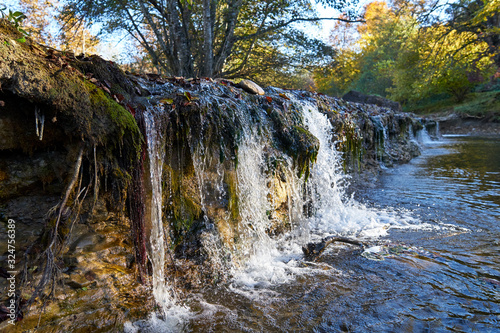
xmin=144 ymin=108 xmax=175 ymax=313
xmin=300 ymin=102 xmax=419 ymax=239
xmin=130 ymin=108 xmax=190 ymax=332
xmin=417 ymin=125 xmax=433 ymax=144
xmin=229 ymin=99 xmax=423 ymax=291
xmin=230 ymin=129 xmax=301 ymax=288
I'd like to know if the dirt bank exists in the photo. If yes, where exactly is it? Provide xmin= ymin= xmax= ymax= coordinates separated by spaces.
xmin=430 ymin=113 xmax=500 ymax=136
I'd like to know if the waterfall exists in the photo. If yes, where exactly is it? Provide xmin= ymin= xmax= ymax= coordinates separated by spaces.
xmin=231 ymin=98 xmax=406 ymax=289
xmin=371 ymin=115 xmax=388 ymax=163
xmin=230 ymin=106 xmax=305 ymax=288
xmin=300 ymin=102 xmax=395 ymax=238
xmin=144 ymin=108 xmax=175 ymax=314
xmin=128 ymin=83 xmax=421 ymax=324
xmin=408 ymin=123 xmax=416 ymax=141
xmin=416 ymin=124 xmax=433 ymax=144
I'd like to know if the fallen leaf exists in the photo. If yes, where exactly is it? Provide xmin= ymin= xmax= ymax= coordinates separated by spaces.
xmin=114 ymin=93 xmax=125 ymax=102
xmin=266 ymin=96 xmax=272 ymax=103
xmin=160 ymin=98 xmax=174 ymax=105
xmin=279 ymin=93 xmax=290 ymax=100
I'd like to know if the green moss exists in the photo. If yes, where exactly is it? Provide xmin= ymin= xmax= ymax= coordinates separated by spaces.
xmin=163 ymin=166 xmax=202 ymax=247
xmin=290 ymin=125 xmax=319 ymax=181
xmin=224 ymin=171 xmax=239 ymax=221
xmin=268 ymin=107 xmax=319 ymax=181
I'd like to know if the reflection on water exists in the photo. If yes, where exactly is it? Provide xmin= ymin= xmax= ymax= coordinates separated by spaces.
xmin=186 ymin=136 xmax=500 ymax=332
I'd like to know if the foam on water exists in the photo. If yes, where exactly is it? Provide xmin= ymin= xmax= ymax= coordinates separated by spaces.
xmin=229 ymin=99 xmax=426 ymax=292
xmin=124 ymin=307 xmax=191 ymax=333
xmin=300 ymin=101 xmax=420 ymax=239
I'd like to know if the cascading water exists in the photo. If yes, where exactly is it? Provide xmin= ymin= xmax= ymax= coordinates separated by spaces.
xmin=230 ymin=97 xmax=417 ymax=290
xmin=143 ymin=108 xmax=174 ymax=314
xmin=416 ymin=123 xmax=433 ymax=144
xmin=128 ymin=82 xmax=424 ymax=330
xmin=300 ymin=102 xmax=406 ymax=238
xmin=371 ymin=115 xmax=389 ymax=163
xmin=229 ymin=105 xmax=306 ymax=288
xmin=125 ymin=107 xmax=189 ymax=333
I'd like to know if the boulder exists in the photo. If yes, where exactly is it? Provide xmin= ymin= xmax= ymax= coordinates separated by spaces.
xmin=343 ymin=90 xmax=401 ymax=112
xmin=236 ymin=79 xmax=265 ymax=95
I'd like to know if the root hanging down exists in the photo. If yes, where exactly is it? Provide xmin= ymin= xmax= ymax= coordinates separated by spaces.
xmin=34 ymin=106 xmax=45 ymax=141
xmin=49 ymin=143 xmax=85 ymax=249
xmin=26 ymin=143 xmax=85 ymax=308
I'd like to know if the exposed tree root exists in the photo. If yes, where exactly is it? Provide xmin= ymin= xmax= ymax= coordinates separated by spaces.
xmin=302 ymin=236 xmax=365 ymax=258
xmin=22 ymin=143 xmax=86 ymax=314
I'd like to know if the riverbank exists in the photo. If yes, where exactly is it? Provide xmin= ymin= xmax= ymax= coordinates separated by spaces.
xmin=428 ymin=112 xmax=500 ymax=136
xmin=404 ymin=88 xmax=500 ymax=136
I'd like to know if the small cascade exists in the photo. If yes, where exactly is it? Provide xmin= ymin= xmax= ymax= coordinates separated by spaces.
xmin=144 ymin=108 xmax=176 ymax=314
xmin=408 ymin=123 xmax=416 ymax=141
xmin=230 ymin=105 xmax=304 ymax=287
xmin=236 ymin=132 xmax=273 ymax=255
xmin=127 ymin=107 xmax=190 ymax=332
xmin=301 ymin=103 xmax=394 ymax=238
xmin=416 ymin=124 xmax=433 ymax=144
xmin=436 ymin=121 xmax=441 ymax=138
xmin=371 ymin=115 xmax=388 ymax=164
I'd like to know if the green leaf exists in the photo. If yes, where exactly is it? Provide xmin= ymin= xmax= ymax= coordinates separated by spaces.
xmin=15 ymin=37 xmax=26 ymax=43
xmin=81 ymin=287 xmax=88 ymax=291
xmin=12 ymin=11 xmax=24 ymax=17
xmin=18 ymin=28 xmax=29 ymax=36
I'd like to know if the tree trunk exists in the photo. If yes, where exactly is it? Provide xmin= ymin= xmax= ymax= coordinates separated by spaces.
xmin=202 ymin=0 xmax=214 ymax=77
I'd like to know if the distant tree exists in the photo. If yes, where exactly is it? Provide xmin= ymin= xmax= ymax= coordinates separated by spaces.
xmin=390 ymin=26 xmax=495 ymax=103
xmin=313 ymin=14 xmax=359 ymax=96
xmin=315 ymin=0 xmax=497 ymax=103
xmin=19 ymin=0 xmax=58 ymax=46
xmin=61 ymin=0 xmax=362 ymax=79
xmin=446 ymin=0 xmax=500 ymax=66
xmin=315 ymin=1 xmax=411 ymax=97
xmin=18 ymin=0 xmax=99 ymax=54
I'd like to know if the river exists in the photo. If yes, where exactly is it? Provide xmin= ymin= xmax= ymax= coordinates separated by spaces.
xmin=174 ymin=135 xmax=500 ymax=332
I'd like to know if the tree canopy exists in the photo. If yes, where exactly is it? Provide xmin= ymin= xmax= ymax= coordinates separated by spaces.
xmin=17 ymin=0 xmax=99 ymax=54
xmin=60 ymin=0 xmax=362 ymax=82
xmin=314 ymin=0 xmax=499 ymax=105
